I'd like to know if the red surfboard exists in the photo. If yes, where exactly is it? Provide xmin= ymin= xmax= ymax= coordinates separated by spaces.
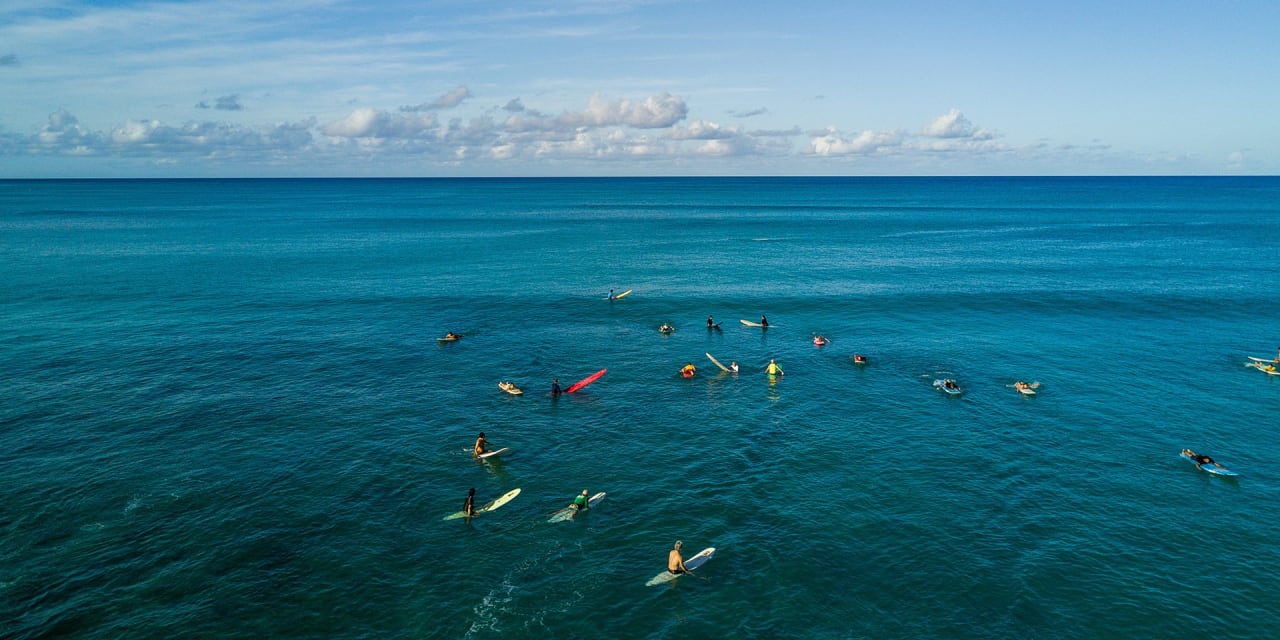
xmin=565 ymin=368 xmax=607 ymax=393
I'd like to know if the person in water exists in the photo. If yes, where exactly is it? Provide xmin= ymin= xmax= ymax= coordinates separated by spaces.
xmin=668 ymin=540 xmax=692 ymax=576
xmin=730 ymin=361 xmax=739 ymax=373
xmin=853 ymin=354 xmax=867 ymax=364
xmin=473 ymin=432 xmax=488 ymax=457
xmin=463 ymin=487 xmax=476 ymax=519
xmin=444 ymin=332 xmax=459 ymax=340
xmin=707 ymin=315 xmax=715 ymax=328
xmin=760 ymin=315 xmax=769 ymax=327
xmin=572 ymin=489 xmax=590 ymax=511
xmin=1182 ymin=449 xmax=1227 ymax=471
xmin=1014 ymin=381 xmax=1030 ymax=392
xmin=681 ymin=363 xmax=697 ymax=376
xmin=765 ymin=359 xmax=783 ymax=376
xmin=943 ymin=379 xmax=959 ymax=390
xmin=659 ymin=323 xmax=675 ymax=333
xmin=551 ymin=377 xmax=562 ymax=395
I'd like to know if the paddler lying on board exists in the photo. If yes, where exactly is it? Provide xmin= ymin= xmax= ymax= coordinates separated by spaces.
xmin=1182 ymin=449 xmax=1228 ymax=472
xmin=473 ymin=432 xmax=489 ymax=457
xmin=667 ymin=540 xmax=693 ymax=576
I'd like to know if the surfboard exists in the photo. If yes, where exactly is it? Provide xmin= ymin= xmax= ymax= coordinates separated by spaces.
xmin=443 ymin=488 xmax=521 ymax=520
xmin=646 ymin=547 xmax=716 ymax=586
xmin=1247 ymin=356 xmax=1277 ymax=363
xmin=1248 ymin=362 xmax=1280 ymax=375
xmin=438 ymin=335 xmax=459 ymax=343
xmin=565 ymin=369 xmax=607 ymax=393
xmin=478 ymin=447 xmax=509 ymax=460
xmin=740 ymin=319 xmax=762 ymax=327
xmin=610 ymin=290 xmax=633 ymax=300
xmin=547 ymin=492 xmax=606 ymax=523
xmin=1017 ymin=386 xmax=1036 ymax=396
xmin=933 ymin=379 xmax=962 ymax=396
xmin=498 ymin=381 xmax=523 ymax=395
xmin=705 ymin=353 xmax=731 ymax=372
xmin=1180 ymin=452 xmax=1238 ymax=476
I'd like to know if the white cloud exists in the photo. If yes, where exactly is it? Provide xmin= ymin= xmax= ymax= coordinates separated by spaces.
xmin=561 ymin=92 xmax=688 ymax=129
xmin=322 ymin=108 xmax=437 ymax=138
xmin=402 ymin=85 xmax=472 ymax=112
xmin=669 ymin=119 xmax=735 ymax=141
xmin=922 ymin=109 xmax=994 ymax=140
xmin=810 ymin=127 xmax=904 ymax=156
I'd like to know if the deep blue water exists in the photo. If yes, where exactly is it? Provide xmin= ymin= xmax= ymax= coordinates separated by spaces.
xmin=3 ymin=177 xmax=1280 ymax=639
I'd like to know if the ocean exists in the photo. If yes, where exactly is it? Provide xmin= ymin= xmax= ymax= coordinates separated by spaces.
xmin=3 ymin=176 xmax=1279 ymax=639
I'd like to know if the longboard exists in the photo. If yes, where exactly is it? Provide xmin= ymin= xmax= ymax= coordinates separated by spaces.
xmin=1247 ymin=356 xmax=1277 ymax=363
xmin=478 ymin=447 xmax=509 ymax=460
xmin=646 ymin=547 xmax=715 ymax=586
xmin=705 ymin=352 xmax=731 ymax=373
xmin=609 ymin=290 xmax=633 ymax=300
xmin=1181 ymin=452 xmax=1238 ymax=476
xmin=565 ymin=369 xmax=606 ymax=393
xmin=547 ymin=492 xmax=606 ymax=523
xmin=443 ymin=488 xmax=521 ymax=520
xmin=740 ymin=319 xmax=763 ymax=327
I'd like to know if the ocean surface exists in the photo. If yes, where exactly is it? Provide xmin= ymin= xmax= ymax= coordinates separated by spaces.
xmin=3 ymin=176 xmax=1280 ymax=639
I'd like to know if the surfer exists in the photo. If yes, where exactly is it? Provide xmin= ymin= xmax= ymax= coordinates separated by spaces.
xmin=853 ymin=354 xmax=867 ymax=364
xmin=444 ymin=332 xmax=459 ymax=340
xmin=463 ymin=488 xmax=476 ymax=519
xmin=760 ymin=314 xmax=769 ymax=327
xmin=681 ymin=363 xmax=697 ymax=377
xmin=730 ymin=361 xmax=739 ymax=373
xmin=473 ymin=432 xmax=488 ymax=457
xmin=667 ymin=540 xmax=692 ymax=576
xmin=944 ymin=379 xmax=959 ymax=391
xmin=551 ymin=377 xmax=562 ymax=395
xmin=572 ymin=489 xmax=590 ymax=511
xmin=765 ymin=359 xmax=783 ymax=376
xmin=1014 ymin=381 xmax=1031 ymax=392
xmin=1182 ymin=449 xmax=1226 ymax=471
xmin=659 ymin=323 xmax=675 ymax=334
xmin=707 ymin=315 xmax=714 ymax=328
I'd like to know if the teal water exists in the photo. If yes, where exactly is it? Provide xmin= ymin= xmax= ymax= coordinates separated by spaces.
xmin=3 ymin=177 xmax=1280 ymax=639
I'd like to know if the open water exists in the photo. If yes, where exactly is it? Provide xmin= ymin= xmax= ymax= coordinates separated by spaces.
xmin=3 ymin=176 xmax=1280 ymax=639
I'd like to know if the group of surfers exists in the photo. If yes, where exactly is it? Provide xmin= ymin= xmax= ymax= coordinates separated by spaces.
xmin=468 ymin=432 xmax=698 ymax=574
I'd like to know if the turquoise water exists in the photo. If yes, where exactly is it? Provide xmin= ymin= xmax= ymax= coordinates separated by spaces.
xmin=3 ymin=177 xmax=1280 ymax=639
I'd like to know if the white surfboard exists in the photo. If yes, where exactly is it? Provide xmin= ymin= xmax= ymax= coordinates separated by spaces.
xmin=646 ymin=547 xmax=715 ymax=586
xmin=705 ymin=352 xmax=731 ymax=373
xmin=740 ymin=319 xmax=762 ymax=327
xmin=547 ymin=492 xmax=606 ymax=523
xmin=443 ymin=488 xmax=521 ymax=520
xmin=1247 ymin=356 xmax=1277 ymax=363
xmin=478 ymin=447 xmax=509 ymax=460
xmin=1248 ymin=361 xmax=1280 ymax=375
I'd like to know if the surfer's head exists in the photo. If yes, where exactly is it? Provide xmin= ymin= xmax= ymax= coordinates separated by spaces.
xmin=582 ymin=490 xmax=589 ymax=496
xmin=469 ymin=487 xmax=475 ymax=495
xmin=478 ymin=432 xmax=485 ymax=438
xmin=674 ymin=540 xmax=682 ymax=550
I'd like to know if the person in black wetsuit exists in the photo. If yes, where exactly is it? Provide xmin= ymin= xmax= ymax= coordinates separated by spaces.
xmin=463 ymin=487 xmax=476 ymax=519
xmin=551 ymin=378 xmax=562 ymax=395
xmin=760 ymin=314 xmax=768 ymax=327
xmin=1182 ymin=448 xmax=1226 ymax=471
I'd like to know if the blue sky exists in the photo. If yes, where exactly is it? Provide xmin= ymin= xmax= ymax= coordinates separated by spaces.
xmin=1 ymin=0 xmax=1277 ymax=177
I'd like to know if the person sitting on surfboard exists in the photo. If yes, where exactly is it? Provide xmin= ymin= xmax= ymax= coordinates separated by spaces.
xmin=551 ymin=378 xmax=562 ymax=395
xmin=463 ymin=488 xmax=476 ymax=519
xmin=943 ymin=379 xmax=959 ymax=390
xmin=760 ymin=315 xmax=769 ymax=327
xmin=1014 ymin=381 xmax=1031 ymax=392
xmin=572 ymin=490 xmax=590 ymax=511
xmin=707 ymin=315 xmax=715 ymax=328
xmin=668 ymin=540 xmax=692 ymax=576
xmin=765 ymin=359 xmax=783 ymax=376
xmin=1182 ymin=449 xmax=1226 ymax=471
xmin=473 ymin=432 xmax=488 ymax=457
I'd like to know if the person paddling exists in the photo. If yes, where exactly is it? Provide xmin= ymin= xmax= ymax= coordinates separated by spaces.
xmin=1182 ymin=448 xmax=1228 ymax=471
